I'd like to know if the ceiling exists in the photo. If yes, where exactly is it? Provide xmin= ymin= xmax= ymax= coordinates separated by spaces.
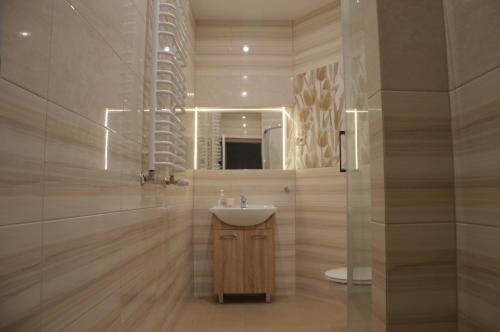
xmin=190 ymin=0 xmax=334 ymax=21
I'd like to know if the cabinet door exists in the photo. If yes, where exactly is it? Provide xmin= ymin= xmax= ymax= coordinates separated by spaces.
xmin=213 ymin=230 xmax=245 ymax=294
xmin=244 ymin=230 xmax=275 ymax=293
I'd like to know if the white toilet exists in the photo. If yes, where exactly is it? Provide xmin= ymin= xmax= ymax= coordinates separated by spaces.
xmin=324 ymin=266 xmax=372 ymax=285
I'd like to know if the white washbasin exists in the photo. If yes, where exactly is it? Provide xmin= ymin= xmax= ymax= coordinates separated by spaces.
xmin=210 ymin=205 xmax=277 ymax=226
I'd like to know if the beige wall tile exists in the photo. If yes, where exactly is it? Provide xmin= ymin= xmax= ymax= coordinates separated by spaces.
xmin=43 ymin=103 xmax=122 ymax=219
xmin=295 ymin=168 xmax=346 ymax=300
xmin=292 ymin=3 xmax=342 ymax=75
xmin=41 ymin=213 xmax=123 ymax=331
xmin=48 ymin=0 xmax=127 ymax=132
xmin=451 ymin=67 xmax=500 ymax=227
xmin=117 ymin=138 xmax=157 ymax=210
xmin=444 ymin=0 xmax=500 ymax=89
xmin=0 ymin=79 xmax=46 ymax=226
xmin=0 ymin=223 xmax=42 ymax=332
xmin=195 ymin=22 xmax=293 ymax=107
xmin=67 ymin=0 xmax=147 ymax=77
xmin=457 ymin=223 xmax=500 ymax=332
xmin=61 ymin=292 xmax=121 ymax=332
xmin=377 ymin=0 xmax=449 ymax=92
xmin=386 ymin=223 xmax=457 ymax=331
xmin=0 ymin=0 xmax=52 ymax=96
xmin=382 ymin=91 xmax=455 ymax=223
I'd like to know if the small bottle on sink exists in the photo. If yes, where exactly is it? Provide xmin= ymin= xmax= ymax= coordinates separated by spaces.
xmin=218 ymin=189 xmax=227 ymax=208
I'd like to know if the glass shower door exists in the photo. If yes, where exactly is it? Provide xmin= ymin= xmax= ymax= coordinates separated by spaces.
xmin=341 ymin=0 xmax=374 ymax=331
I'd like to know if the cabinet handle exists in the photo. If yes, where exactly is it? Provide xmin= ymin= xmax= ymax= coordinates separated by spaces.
xmin=220 ymin=234 xmax=237 ymax=240
xmin=251 ymin=235 xmax=268 ymax=240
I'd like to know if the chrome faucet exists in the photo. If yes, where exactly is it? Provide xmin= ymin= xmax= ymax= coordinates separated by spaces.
xmin=240 ymin=195 xmax=247 ymax=208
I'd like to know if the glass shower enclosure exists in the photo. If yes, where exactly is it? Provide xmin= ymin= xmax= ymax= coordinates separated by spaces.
xmin=342 ymin=0 xmax=376 ymax=331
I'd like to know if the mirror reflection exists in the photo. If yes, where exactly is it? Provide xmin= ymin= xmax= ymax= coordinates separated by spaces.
xmin=195 ymin=109 xmax=285 ymax=170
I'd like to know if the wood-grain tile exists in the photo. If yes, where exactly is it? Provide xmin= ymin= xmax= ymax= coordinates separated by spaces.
xmin=0 ymin=79 xmax=46 ymax=226
xmin=295 ymin=167 xmax=346 ymax=300
xmin=377 ymin=0 xmax=449 ymax=91
xmin=43 ymin=103 xmax=122 ymax=220
xmin=0 ymin=223 xmax=42 ymax=332
xmin=444 ymin=0 xmax=500 ymax=89
xmin=457 ymin=223 xmax=500 ymax=332
xmin=451 ymin=67 xmax=500 ymax=227
xmin=382 ymin=91 xmax=455 ymax=223
xmin=292 ymin=2 xmax=342 ymax=75
xmin=48 ymin=0 xmax=124 ymax=132
xmin=386 ymin=223 xmax=457 ymax=331
xmin=41 ymin=213 xmax=123 ymax=332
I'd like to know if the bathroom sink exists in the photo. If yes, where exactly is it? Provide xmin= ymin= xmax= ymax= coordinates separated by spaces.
xmin=210 ymin=205 xmax=277 ymax=226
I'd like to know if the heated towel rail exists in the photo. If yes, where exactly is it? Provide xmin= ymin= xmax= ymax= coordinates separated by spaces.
xmin=148 ymin=0 xmax=188 ymax=177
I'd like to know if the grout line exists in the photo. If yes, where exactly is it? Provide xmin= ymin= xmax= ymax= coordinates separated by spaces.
xmin=370 ymin=220 xmax=456 ymax=226
xmin=381 ymin=89 xmax=450 ymax=94
xmin=456 ymin=221 xmax=500 ymax=230
xmin=39 ymin=0 xmax=57 ymax=325
xmin=0 ymin=206 xmax=167 ymax=229
xmin=449 ymin=63 xmax=500 ymax=92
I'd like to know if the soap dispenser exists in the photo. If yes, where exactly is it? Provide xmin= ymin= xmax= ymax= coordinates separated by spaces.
xmin=218 ymin=189 xmax=227 ymax=208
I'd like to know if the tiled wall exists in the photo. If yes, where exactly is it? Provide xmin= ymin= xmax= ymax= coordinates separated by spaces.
xmin=367 ymin=1 xmax=457 ymax=331
xmin=295 ymin=168 xmax=346 ymax=301
xmin=289 ymin=1 xmax=344 ymax=170
xmin=193 ymin=170 xmax=296 ymax=296
xmin=194 ymin=20 xmax=294 ymax=108
xmin=444 ymin=1 xmax=500 ymax=330
xmin=292 ymin=1 xmax=342 ymax=75
xmin=0 ymin=0 xmax=195 ymax=331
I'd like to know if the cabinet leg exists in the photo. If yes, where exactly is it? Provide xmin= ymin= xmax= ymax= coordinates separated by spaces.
xmin=218 ymin=293 xmax=224 ymax=304
xmin=265 ymin=293 xmax=271 ymax=303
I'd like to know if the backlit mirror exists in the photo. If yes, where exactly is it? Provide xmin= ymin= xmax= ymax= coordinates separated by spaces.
xmin=193 ymin=108 xmax=287 ymax=170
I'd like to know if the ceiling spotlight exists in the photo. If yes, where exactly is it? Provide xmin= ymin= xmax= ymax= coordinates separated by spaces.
xmin=164 ymin=46 xmax=170 ymax=52
xmin=242 ymin=45 xmax=250 ymax=53
xmin=242 ymin=115 xmax=246 ymax=119
xmin=243 ymin=123 xmax=247 ymax=128
xmin=19 ymin=31 xmax=31 ymax=37
xmin=241 ymin=91 xmax=248 ymax=98
xmin=243 ymin=75 xmax=248 ymax=80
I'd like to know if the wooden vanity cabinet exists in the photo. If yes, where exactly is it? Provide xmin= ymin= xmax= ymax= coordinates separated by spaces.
xmin=213 ymin=216 xmax=275 ymax=302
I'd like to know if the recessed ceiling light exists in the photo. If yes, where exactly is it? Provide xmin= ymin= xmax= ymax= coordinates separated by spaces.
xmin=243 ymin=123 xmax=247 ymax=128
xmin=242 ymin=45 xmax=250 ymax=53
xmin=243 ymin=75 xmax=248 ymax=80
xmin=241 ymin=91 xmax=248 ymax=98
xmin=19 ymin=31 xmax=31 ymax=37
xmin=187 ymin=92 xmax=195 ymax=97
xmin=242 ymin=115 xmax=246 ymax=119
xmin=164 ymin=46 xmax=170 ymax=52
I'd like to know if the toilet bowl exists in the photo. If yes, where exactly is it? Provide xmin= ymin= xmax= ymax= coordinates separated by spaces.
xmin=324 ymin=266 xmax=372 ymax=285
